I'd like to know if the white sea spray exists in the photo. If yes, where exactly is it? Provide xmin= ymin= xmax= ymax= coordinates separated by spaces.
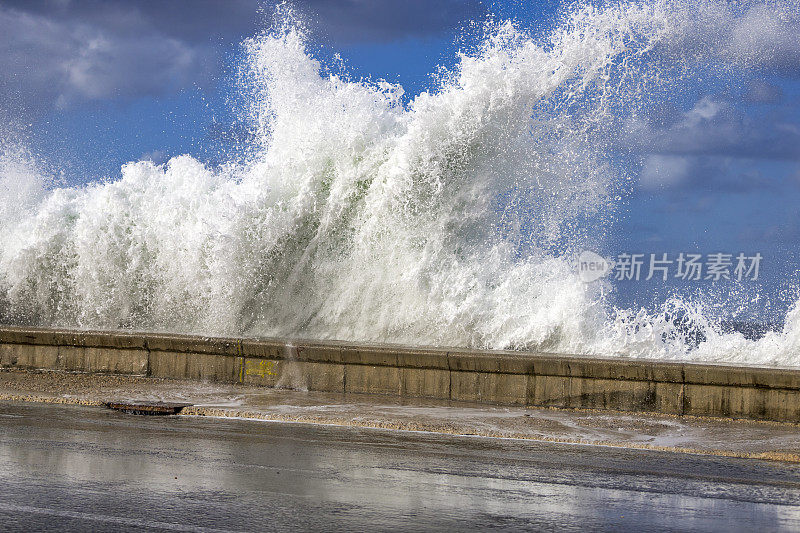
xmin=1 ymin=0 xmax=799 ymax=365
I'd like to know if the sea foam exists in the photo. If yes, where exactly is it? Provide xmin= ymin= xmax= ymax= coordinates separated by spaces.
xmin=1 ymin=1 xmax=799 ymax=366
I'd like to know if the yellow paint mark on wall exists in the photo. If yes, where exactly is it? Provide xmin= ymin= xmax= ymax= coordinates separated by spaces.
xmin=245 ymin=359 xmax=277 ymax=378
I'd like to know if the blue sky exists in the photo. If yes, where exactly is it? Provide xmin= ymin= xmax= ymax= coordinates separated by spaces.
xmin=2 ymin=0 xmax=800 ymax=322
xmin=0 ymin=0 xmax=561 ymax=178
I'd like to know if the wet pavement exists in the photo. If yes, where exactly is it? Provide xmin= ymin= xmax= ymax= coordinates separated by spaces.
xmin=1 ymin=400 xmax=800 ymax=532
xmin=2 ymin=369 xmax=800 ymax=461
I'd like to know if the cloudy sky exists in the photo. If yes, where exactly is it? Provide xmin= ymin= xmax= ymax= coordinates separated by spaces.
xmin=0 ymin=0 xmax=493 ymax=113
xmin=2 ymin=0 xmax=800 ymax=318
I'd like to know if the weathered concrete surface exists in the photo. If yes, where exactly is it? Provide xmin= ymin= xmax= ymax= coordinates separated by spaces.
xmin=3 ymin=368 xmax=800 ymax=462
xmin=2 ymin=326 xmax=800 ymax=422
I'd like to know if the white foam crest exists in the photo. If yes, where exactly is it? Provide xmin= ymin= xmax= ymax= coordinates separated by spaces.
xmin=0 ymin=142 xmax=50 ymax=230
xmin=1 ymin=1 xmax=799 ymax=366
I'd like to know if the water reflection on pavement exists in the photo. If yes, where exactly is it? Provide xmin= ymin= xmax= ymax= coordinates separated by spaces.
xmin=1 ymin=401 xmax=800 ymax=532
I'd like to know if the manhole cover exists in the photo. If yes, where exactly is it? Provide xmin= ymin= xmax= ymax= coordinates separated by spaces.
xmin=105 ymin=401 xmax=192 ymax=416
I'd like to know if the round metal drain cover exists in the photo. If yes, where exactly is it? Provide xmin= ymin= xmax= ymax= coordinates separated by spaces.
xmin=105 ymin=401 xmax=192 ymax=415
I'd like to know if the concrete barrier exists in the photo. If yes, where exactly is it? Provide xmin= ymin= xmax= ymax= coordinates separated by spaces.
xmin=1 ymin=326 xmax=799 ymax=422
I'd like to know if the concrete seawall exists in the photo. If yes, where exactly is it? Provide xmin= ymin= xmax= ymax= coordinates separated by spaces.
xmin=1 ymin=326 xmax=799 ymax=422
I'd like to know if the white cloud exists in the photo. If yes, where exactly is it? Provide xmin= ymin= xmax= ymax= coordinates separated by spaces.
xmin=724 ymin=4 xmax=800 ymax=75
xmin=0 ymin=0 xmax=484 ymax=118
xmin=684 ymin=97 xmax=722 ymax=124
xmin=625 ymin=94 xmax=800 ymax=162
xmin=0 ymin=5 xmax=206 ymax=114
xmin=140 ymin=150 xmax=168 ymax=165
xmin=640 ymin=154 xmax=691 ymax=190
xmin=745 ymin=80 xmax=783 ymax=104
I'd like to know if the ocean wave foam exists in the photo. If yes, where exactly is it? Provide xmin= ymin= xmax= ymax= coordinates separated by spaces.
xmin=1 ymin=0 xmax=799 ymax=366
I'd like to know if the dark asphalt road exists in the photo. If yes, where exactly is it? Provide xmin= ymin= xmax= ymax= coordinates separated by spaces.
xmin=1 ymin=401 xmax=800 ymax=532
